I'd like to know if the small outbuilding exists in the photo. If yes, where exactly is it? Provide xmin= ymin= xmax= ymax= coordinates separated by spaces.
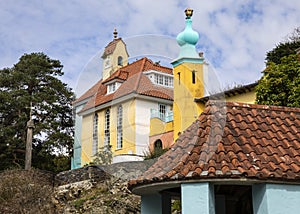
xmin=129 ymin=101 xmax=300 ymax=214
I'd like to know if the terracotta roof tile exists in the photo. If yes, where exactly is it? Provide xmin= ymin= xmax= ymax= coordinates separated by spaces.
xmin=76 ymin=57 xmax=173 ymax=113
xmin=102 ymin=38 xmax=123 ymax=58
xmin=73 ymin=79 xmax=103 ymax=105
xmin=129 ymin=101 xmax=300 ymax=190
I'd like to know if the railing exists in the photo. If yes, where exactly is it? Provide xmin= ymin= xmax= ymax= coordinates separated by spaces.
xmin=150 ymin=109 xmax=173 ymax=122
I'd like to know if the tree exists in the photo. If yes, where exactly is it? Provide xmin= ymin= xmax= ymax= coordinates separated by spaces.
xmin=265 ymin=40 xmax=300 ymax=64
xmin=256 ymin=54 xmax=300 ymax=107
xmin=256 ymin=26 xmax=300 ymax=108
xmin=0 ymin=52 xmax=74 ymax=172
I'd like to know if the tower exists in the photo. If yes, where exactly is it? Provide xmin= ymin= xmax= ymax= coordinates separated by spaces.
xmin=101 ymin=28 xmax=129 ymax=80
xmin=171 ymin=8 xmax=205 ymax=140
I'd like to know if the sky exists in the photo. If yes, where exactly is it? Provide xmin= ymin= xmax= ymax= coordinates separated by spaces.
xmin=0 ymin=0 xmax=300 ymax=97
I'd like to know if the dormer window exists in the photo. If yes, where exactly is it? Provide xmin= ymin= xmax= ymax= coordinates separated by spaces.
xmin=154 ymin=73 xmax=173 ymax=87
xmin=145 ymin=70 xmax=173 ymax=88
xmin=107 ymin=82 xmax=121 ymax=94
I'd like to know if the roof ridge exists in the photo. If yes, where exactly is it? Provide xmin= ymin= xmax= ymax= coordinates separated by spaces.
xmin=195 ymin=82 xmax=258 ymax=103
xmin=74 ymin=79 xmax=103 ymax=104
xmin=206 ymin=100 xmax=300 ymax=113
xmin=132 ymin=58 xmax=147 ymax=92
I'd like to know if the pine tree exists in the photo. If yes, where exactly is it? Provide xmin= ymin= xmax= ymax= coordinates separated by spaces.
xmin=0 ymin=52 xmax=74 ymax=171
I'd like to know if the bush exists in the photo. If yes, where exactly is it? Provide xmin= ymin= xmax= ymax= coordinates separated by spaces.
xmin=0 ymin=169 xmax=54 ymax=213
xmin=144 ymin=147 xmax=169 ymax=160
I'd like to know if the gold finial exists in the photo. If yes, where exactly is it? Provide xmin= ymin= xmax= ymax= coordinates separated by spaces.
xmin=185 ymin=8 xmax=193 ymax=18
xmin=113 ymin=28 xmax=118 ymax=39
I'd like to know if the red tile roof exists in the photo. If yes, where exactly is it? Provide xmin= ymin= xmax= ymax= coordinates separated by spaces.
xmin=102 ymin=38 xmax=123 ymax=58
xmin=129 ymin=101 xmax=300 ymax=190
xmin=77 ymin=57 xmax=173 ymax=113
xmin=73 ymin=79 xmax=103 ymax=105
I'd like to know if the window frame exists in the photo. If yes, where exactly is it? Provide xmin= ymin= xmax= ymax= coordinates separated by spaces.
xmin=116 ymin=105 xmax=123 ymax=149
xmin=92 ymin=113 xmax=98 ymax=155
xmin=104 ymin=109 xmax=110 ymax=146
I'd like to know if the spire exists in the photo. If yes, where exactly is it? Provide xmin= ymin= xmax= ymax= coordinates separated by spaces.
xmin=113 ymin=28 xmax=118 ymax=40
xmin=174 ymin=8 xmax=200 ymax=60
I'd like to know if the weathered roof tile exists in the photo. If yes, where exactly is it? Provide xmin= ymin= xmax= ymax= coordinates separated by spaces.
xmin=129 ymin=101 xmax=300 ymax=190
xmin=77 ymin=57 xmax=173 ymax=113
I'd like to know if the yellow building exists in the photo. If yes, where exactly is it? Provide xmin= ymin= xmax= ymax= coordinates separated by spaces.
xmin=148 ymin=9 xmax=257 ymax=150
xmin=72 ymin=30 xmax=174 ymax=168
xmin=72 ymin=11 xmax=257 ymax=169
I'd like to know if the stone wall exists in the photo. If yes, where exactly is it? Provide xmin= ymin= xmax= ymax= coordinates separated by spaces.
xmin=55 ymin=159 xmax=157 ymax=186
xmin=52 ymin=159 xmax=156 ymax=210
xmin=55 ymin=166 xmax=109 ymax=187
xmin=101 ymin=158 xmax=157 ymax=180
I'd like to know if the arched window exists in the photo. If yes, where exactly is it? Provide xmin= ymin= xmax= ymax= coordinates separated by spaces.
xmin=117 ymin=105 xmax=123 ymax=149
xmin=92 ymin=113 xmax=98 ymax=155
xmin=154 ymin=139 xmax=163 ymax=150
xmin=118 ymin=56 xmax=123 ymax=66
xmin=104 ymin=109 xmax=110 ymax=146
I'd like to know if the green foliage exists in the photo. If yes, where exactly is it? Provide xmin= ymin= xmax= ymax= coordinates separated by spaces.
xmin=266 ymin=27 xmax=300 ymax=65
xmin=91 ymin=145 xmax=113 ymax=165
xmin=144 ymin=147 xmax=169 ymax=160
xmin=0 ymin=52 xmax=75 ymax=172
xmin=171 ymin=199 xmax=181 ymax=213
xmin=257 ymin=28 xmax=300 ymax=108
xmin=266 ymin=41 xmax=300 ymax=64
xmin=256 ymin=54 xmax=300 ymax=107
xmin=73 ymin=198 xmax=86 ymax=209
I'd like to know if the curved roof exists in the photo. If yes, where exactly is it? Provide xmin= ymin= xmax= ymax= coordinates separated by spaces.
xmin=129 ymin=101 xmax=300 ymax=191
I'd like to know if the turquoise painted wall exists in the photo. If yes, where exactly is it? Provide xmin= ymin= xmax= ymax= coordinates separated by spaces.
xmin=181 ymin=182 xmax=215 ymax=214
xmin=253 ymin=183 xmax=300 ymax=214
xmin=71 ymin=104 xmax=84 ymax=169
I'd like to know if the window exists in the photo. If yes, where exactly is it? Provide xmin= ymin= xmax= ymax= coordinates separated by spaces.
xmin=117 ymin=105 xmax=123 ymax=149
xmin=153 ymin=73 xmax=173 ymax=87
xmin=108 ymin=83 xmax=116 ymax=94
xmin=104 ymin=56 xmax=111 ymax=68
xmin=107 ymin=82 xmax=121 ymax=94
xmin=154 ymin=139 xmax=162 ymax=150
xmin=165 ymin=76 xmax=169 ymax=86
xmin=92 ymin=113 xmax=98 ymax=155
xmin=104 ymin=109 xmax=110 ymax=146
xmin=118 ymin=56 xmax=123 ymax=66
xmin=158 ymin=75 xmax=163 ymax=85
xmin=159 ymin=104 xmax=166 ymax=121
xmin=192 ymin=70 xmax=196 ymax=84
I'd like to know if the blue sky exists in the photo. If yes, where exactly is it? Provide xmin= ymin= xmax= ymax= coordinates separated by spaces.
xmin=1 ymin=0 xmax=300 ymax=96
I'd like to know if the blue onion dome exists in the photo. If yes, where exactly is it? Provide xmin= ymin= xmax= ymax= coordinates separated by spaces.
xmin=176 ymin=8 xmax=199 ymax=47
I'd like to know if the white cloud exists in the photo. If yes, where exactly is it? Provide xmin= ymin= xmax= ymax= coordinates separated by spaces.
xmin=0 ymin=0 xmax=300 ymax=96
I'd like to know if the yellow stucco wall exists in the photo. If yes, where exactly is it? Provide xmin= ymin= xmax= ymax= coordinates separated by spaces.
xmin=112 ymin=41 xmax=128 ymax=69
xmin=102 ymin=40 xmax=129 ymax=80
xmin=173 ymin=62 xmax=204 ymax=140
xmin=195 ymin=91 xmax=256 ymax=116
xmin=81 ymin=114 xmax=94 ymax=166
xmin=80 ymin=99 xmax=137 ymax=166
xmin=225 ymin=91 xmax=256 ymax=104
xmin=113 ymin=99 xmax=136 ymax=155
xmin=150 ymin=118 xmax=173 ymax=136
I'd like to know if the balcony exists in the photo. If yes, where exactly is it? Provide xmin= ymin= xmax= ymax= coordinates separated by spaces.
xmin=150 ymin=109 xmax=173 ymax=122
